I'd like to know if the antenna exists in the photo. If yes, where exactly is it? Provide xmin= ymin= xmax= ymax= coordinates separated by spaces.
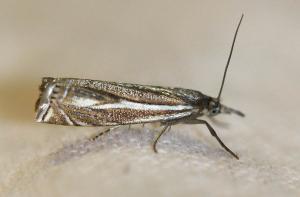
xmin=217 ymin=14 xmax=244 ymax=101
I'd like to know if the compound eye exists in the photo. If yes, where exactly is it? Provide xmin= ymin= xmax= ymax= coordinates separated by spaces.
xmin=211 ymin=108 xmax=219 ymax=115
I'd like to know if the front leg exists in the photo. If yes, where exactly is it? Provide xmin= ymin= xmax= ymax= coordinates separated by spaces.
xmin=182 ymin=119 xmax=239 ymax=159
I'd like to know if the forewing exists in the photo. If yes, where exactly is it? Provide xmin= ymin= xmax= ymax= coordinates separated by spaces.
xmin=36 ymin=78 xmax=199 ymax=126
xmin=42 ymin=77 xmax=205 ymax=105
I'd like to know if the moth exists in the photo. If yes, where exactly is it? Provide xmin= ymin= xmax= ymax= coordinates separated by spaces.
xmin=35 ymin=15 xmax=244 ymax=159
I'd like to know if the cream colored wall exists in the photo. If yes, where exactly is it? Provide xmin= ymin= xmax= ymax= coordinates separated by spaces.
xmin=0 ymin=1 xmax=299 ymax=196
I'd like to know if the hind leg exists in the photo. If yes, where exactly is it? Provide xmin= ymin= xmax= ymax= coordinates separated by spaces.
xmin=89 ymin=126 xmax=121 ymax=141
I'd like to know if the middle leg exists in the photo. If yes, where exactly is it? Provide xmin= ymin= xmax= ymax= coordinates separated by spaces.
xmin=152 ymin=125 xmax=171 ymax=153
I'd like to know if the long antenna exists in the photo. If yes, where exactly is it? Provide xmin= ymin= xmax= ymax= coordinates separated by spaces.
xmin=217 ymin=14 xmax=244 ymax=101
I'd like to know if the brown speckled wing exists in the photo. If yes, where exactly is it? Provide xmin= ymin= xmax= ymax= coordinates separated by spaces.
xmin=36 ymin=77 xmax=204 ymax=126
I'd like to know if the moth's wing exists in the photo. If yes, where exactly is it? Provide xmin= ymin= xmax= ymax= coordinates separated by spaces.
xmin=40 ymin=77 xmax=206 ymax=106
xmin=60 ymin=78 xmax=206 ymax=105
xmin=36 ymin=78 xmax=203 ymax=126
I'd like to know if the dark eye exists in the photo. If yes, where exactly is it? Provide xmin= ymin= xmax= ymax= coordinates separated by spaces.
xmin=211 ymin=108 xmax=219 ymax=114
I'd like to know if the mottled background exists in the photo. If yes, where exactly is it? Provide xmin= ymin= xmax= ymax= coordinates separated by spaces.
xmin=0 ymin=0 xmax=299 ymax=196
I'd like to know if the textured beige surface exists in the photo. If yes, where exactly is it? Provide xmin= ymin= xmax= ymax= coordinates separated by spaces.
xmin=0 ymin=0 xmax=300 ymax=196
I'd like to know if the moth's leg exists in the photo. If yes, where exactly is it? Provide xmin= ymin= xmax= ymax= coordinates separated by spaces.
xmin=153 ymin=125 xmax=171 ymax=153
xmin=89 ymin=126 xmax=121 ymax=141
xmin=183 ymin=119 xmax=239 ymax=159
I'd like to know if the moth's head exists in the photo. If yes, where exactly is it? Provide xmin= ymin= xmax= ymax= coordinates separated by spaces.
xmin=203 ymin=14 xmax=244 ymax=118
xmin=205 ymin=96 xmax=244 ymax=117
xmin=206 ymin=97 xmax=221 ymax=116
